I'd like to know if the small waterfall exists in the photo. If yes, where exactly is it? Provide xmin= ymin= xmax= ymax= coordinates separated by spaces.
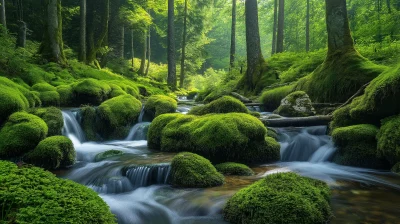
xmin=138 ymin=106 xmax=145 ymax=123
xmin=62 ymin=111 xmax=86 ymax=145
xmin=177 ymin=96 xmax=188 ymax=101
xmin=124 ymin=164 xmax=171 ymax=188
xmin=176 ymin=105 xmax=193 ymax=114
xmin=125 ymin=122 xmax=151 ymax=141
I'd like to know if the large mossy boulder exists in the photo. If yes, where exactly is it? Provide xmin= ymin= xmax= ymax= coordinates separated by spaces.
xmin=144 ymin=95 xmax=177 ymax=119
xmin=97 ymin=95 xmax=142 ymax=139
xmin=30 ymin=107 xmax=63 ymax=136
xmin=80 ymin=106 xmax=98 ymax=141
xmin=72 ymin=79 xmax=111 ymax=106
xmin=377 ymin=115 xmax=400 ymax=166
xmin=223 ymin=172 xmax=332 ymax=224
xmin=0 ymin=112 xmax=48 ymax=158
xmin=32 ymin=83 xmax=60 ymax=107
xmin=25 ymin=136 xmax=76 ymax=170
xmin=57 ymin=84 xmax=74 ymax=106
xmin=276 ymin=91 xmax=316 ymax=117
xmin=0 ymin=78 xmax=30 ymax=125
xmin=259 ymin=84 xmax=295 ymax=112
xmin=332 ymin=124 xmax=389 ymax=169
xmin=188 ymin=96 xmax=249 ymax=115
xmin=148 ymin=113 xmax=280 ymax=164
xmin=170 ymin=152 xmax=224 ymax=188
xmin=214 ymin=162 xmax=254 ymax=176
xmin=0 ymin=161 xmax=116 ymax=223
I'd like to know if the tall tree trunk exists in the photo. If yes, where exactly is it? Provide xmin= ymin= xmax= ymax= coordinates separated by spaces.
xmin=167 ymin=0 xmax=177 ymax=90
xmin=16 ymin=21 xmax=26 ymax=48
xmin=39 ymin=0 xmax=66 ymax=64
xmin=179 ymin=0 xmax=188 ymax=88
xmin=243 ymin=0 xmax=265 ymax=91
xmin=0 ymin=0 xmax=6 ymax=31
xmin=109 ymin=0 xmax=124 ymax=58
xmin=145 ymin=25 xmax=151 ymax=76
xmin=138 ymin=31 xmax=147 ymax=75
xmin=229 ymin=0 xmax=236 ymax=68
xmin=325 ymin=0 xmax=355 ymax=57
xmin=276 ymin=0 xmax=284 ymax=53
xmin=306 ymin=0 xmax=310 ymax=52
xmin=87 ymin=0 xmax=109 ymax=66
xmin=271 ymin=0 xmax=277 ymax=55
xmin=79 ymin=0 xmax=86 ymax=62
xmin=386 ymin=0 xmax=392 ymax=13
xmin=131 ymin=28 xmax=134 ymax=69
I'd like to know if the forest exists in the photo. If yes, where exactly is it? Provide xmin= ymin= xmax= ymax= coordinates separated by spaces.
xmin=1 ymin=0 xmax=400 ymax=223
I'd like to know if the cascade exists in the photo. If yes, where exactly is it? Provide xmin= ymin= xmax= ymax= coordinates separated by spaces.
xmin=125 ymin=122 xmax=151 ymax=141
xmin=62 ymin=110 xmax=86 ymax=145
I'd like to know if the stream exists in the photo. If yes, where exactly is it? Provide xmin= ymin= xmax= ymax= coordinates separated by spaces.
xmin=59 ymin=103 xmax=400 ymax=224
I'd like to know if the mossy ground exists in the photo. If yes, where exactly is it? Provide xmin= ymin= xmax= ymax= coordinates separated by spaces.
xmin=144 ymin=95 xmax=177 ymax=119
xmin=189 ymin=96 xmax=249 ymax=115
xmin=214 ymin=162 xmax=254 ymax=176
xmin=223 ymin=172 xmax=332 ymax=224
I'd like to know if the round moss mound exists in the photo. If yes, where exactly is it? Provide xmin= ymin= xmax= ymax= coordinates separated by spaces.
xmin=25 ymin=136 xmax=75 ymax=170
xmin=223 ymin=172 xmax=332 ymax=224
xmin=0 ymin=161 xmax=116 ymax=223
xmin=30 ymin=107 xmax=63 ymax=136
xmin=0 ymin=112 xmax=48 ymax=158
xmin=80 ymin=106 xmax=98 ymax=141
xmin=215 ymin=162 xmax=254 ymax=176
xmin=392 ymin=162 xmax=400 ymax=174
xmin=32 ymin=82 xmax=56 ymax=92
xmin=0 ymin=79 xmax=30 ymax=125
xmin=377 ymin=115 xmax=400 ymax=166
xmin=39 ymin=91 xmax=60 ymax=107
xmin=170 ymin=152 xmax=224 ymax=188
xmin=144 ymin=95 xmax=177 ymax=119
xmin=329 ymin=103 xmax=360 ymax=132
xmin=57 ymin=84 xmax=74 ymax=106
xmin=72 ymin=79 xmax=111 ymax=106
xmin=332 ymin=124 xmax=389 ymax=169
xmin=260 ymin=84 xmax=294 ymax=111
xmin=95 ymin=150 xmax=124 ymax=162
xmin=188 ymin=96 xmax=249 ymax=116
xmin=276 ymin=91 xmax=315 ymax=117
xmin=96 ymin=94 xmax=142 ymax=139
xmin=149 ymin=113 xmax=280 ymax=164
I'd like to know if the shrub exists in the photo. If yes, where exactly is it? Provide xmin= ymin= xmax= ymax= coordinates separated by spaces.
xmin=170 ymin=152 xmax=224 ymax=188
xmin=377 ymin=115 xmax=400 ymax=165
xmin=223 ymin=172 xmax=332 ymax=224
xmin=0 ymin=161 xmax=116 ymax=223
xmin=72 ymin=79 xmax=111 ymax=106
xmin=214 ymin=162 xmax=254 ymax=176
xmin=188 ymin=96 xmax=249 ymax=115
xmin=30 ymin=107 xmax=63 ymax=136
xmin=144 ymin=95 xmax=177 ymax=119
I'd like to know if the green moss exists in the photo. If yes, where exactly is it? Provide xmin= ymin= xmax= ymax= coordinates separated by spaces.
xmin=295 ymin=50 xmax=386 ymax=103
xmin=145 ymin=95 xmax=177 ymax=119
xmin=108 ymin=84 xmax=128 ymax=98
xmin=170 ymin=152 xmax=224 ymax=188
xmin=151 ymin=113 xmax=280 ymax=163
xmin=56 ymin=84 xmax=73 ymax=106
xmin=29 ymin=91 xmax=42 ymax=108
xmin=188 ymin=96 xmax=249 ymax=116
xmin=223 ymin=172 xmax=332 ymax=224
xmin=392 ymin=162 xmax=400 ymax=174
xmin=267 ymin=128 xmax=279 ymax=140
xmin=32 ymin=82 xmax=56 ymax=92
xmin=30 ymin=107 xmax=63 ymax=136
xmin=80 ymin=106 xmax=98 ymax=141
xmin=95 ymin=150 xmax=124 ymax=162
xmin=377 ymin=115 xmax=400 ymax=165
xmin=39 ymin=91 xmax=60 ymax=107
xmin=214 ymin=162 xmax=254 ymax=176
xmin=25 ymin=136 xmax=75 ymax=170
xmin=187 ymin=90 xmax=199 ymax=100
xmin=329 ymin=104 xmax=360 ymax=132
xmin=0 ymin=161 xmax=116 ymax=223
xmin=276 ymin=91 xmax=315 ymax=117
xmin=260 ymin=84 xmax=295 ymax=111
xmin=0 ymin=112 xmax=48 ymax=158
xmin=0 ymin=83 xmax=29 ymax=125
xmin=97 ymin=95 xmax=142 ymax=139
xmin=72 ymin=79 xmax=111 ymax=106
xmin=332 ymin=124 xmax=378 ymax=147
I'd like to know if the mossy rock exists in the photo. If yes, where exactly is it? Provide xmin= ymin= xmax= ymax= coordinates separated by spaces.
xmin=149 ymin=113 xmax=280 ymax=164
xmin=377 ymin=115 xmax=400 ymax=166
xmin=260 ymin=84 xmax=295 ymax=111
xmin=0 ymin=78 xmax=30 ymax=125
xmin=25 ymin=136 xmax=75 ymax=170
xmin=32 ymin=82 xmax=56 ymax=92
xmin=39 ymin=91 xmax=60 ymax=107
xmin=96 ymin=95 xmax=142 ymax=139
xmin=170 ymin=152 xmax=224 ymax=188
xmin=95 ymin=150 xmax=124 ymax=162
xmin=30 ymin=91 xmax=42 ymax=107
xmin=30 ymin=107 xmax=63 ymax=136
xmin=57 ymin=84 xmax=74 ymax=106
xmin=72 ymin=79 xmax=111 ymax=106
xmin=214 ymin=162 xmax=254 ymax=176
xmin=329 ymin=104 xmax=360 ymax=132
xmin=0 ymin=161 xmax=116 ymax=223
xmin=187 ymin=90 xmax=199 ymax=100
xmin=188 ymin=96 xmax=249 ymax=116
xmin=80 ymin=106 xmax=98 ymax=141
xmin=332 ymin=124 xmax=389 ymax=169
xmin=392 ymin=162 xmax=400 ymax=174
xmin=223 ymin=172 xmax=332 ymax=224
xmin=0 ymin=112 xmax=48 ymax=158
xmin=267 ymin=128 xmax=279 ymax=140
xmin=276 ymin=91 xmax=316 ymax=117
xmin=144 ymin=95 xmax=177 ymax=119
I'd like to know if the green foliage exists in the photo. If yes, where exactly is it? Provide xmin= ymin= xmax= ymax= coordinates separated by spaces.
xmin=0 ymin=112 xmax=48 ymax=158
xmin=94 ymin=150 xmax=124 ymax=162
xmin=30 ymin=107 xmax=63 ymax=136
xmin=260 ymin=84 xmax=295 ymax=111
xmin=377 ymin=115 xmax=400 ymax=166
xmin=80 ymin=106 xmax=98 ymax=141
xmin=189 ymin=96 xmax=248 ymax=115
xmin=0 ymin=161 xmax=116 ymax=223
xmin=214 ymin=162 xmax=254 ymax=176
xmin=276 ymin=91 xmax=315 ymax=117
xmin=170 ymin=152 xmax=224 ymax=188
xmin=145 ymin=95 xmax=178 ymax=118
xmin=147 ymin=114 xmax=186 ymax=150
xmin=25 ymin=136 xmax=76 ymax=170
xmin=72 ymin=79 xmax=112 ymax=106
xmin=223 ymin=172 xmax=332 ymax=224
xmin=97 ymin=95 xmax=142 ymax=139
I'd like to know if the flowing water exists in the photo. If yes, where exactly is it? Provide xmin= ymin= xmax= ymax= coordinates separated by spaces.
xmin=60 ymin=109 xmax=400 ymax=224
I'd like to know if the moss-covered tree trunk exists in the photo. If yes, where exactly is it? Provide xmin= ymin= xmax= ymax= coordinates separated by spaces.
xmin=79 ymin=0 xmax=86 ymax=62
xmin=179 ymin=0 xmax=188 ymax=88
xmin=39 ymin=0 xmax=66 ymax=64
xmin=0 ymin=0 xmax=6 ymax=31
xmin=229 ymin=0 xmax=236 ymax=68
xmin=131 ymin=28 xmax=134 ymax=69
xmin=145 ymin=25 xmax=151 ymax=76
xmin=87 ymin=0 xmax=109 ymax=67
xmin=16 ymin=21 xmax=26 ymax=48
xmin=276 ymin=0 xmax=284 ymax=53
xmin=138 ymin=31 xmax=147 ymax=75
xmin=167 ymin=0 xmax=177 ymax=90
xmin=271 ymin=0 xmax=277 ymax=55
xmin=243 ymin=0 xmax=265 ymax=91
xmin=306 ymin=0 xmax=310 ymax=52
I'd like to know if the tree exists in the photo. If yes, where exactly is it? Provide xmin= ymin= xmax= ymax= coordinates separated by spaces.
xmin=271 ymin=0 xmax=277 ymax=55
xmin=39 ymin=0 xmax=66 ymax=64
xmin=145 ymin=24 xmax=151 ymax=76
xmin=306 ymin=0 xmax=310 ymax=52
xmin=79 ymin=0 xmax=86 ymax=62
xmin=130 ymin=29 xmax=134 ymax=68
xmin=1 ymin=0 xmax=6 ymax=31
xmin=179 ymin=0 xmax=188 ymax=88
xmin=229 ymin=0 xmax=236 ymax=68
xmin=14 ymin=0 xmax=26 ymax=48
xmin=167 ymin=0 xmax=177 ymax=89
xmin=276 ymin=0 xmax=284 ymax=53
xmin=109 ymin=0 xmax=124 ymax=59
xmin=138 ymin=30 xmax=147 ymax=75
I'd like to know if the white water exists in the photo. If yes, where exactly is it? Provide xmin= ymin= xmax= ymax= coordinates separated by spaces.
xmin=125 ymin=122 xmax=151 ymax=141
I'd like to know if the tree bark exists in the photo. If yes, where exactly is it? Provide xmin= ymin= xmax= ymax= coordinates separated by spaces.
xmin=244 ymin=0 xmax=265 ymax=91
xmin=39 ymin=0 xmax=66 ymax=64
xmin=230 ymin=0 xmax=236 ymax=68
xmin=138 ymin=31 xmax=147 ymax=75
xmin=179 ymin=0 xmax=188 ymax=88
xmin=271 ymin=0 xmax=277 ymax=55
xmin=306 ymin=0 xmax=310 ymax=52
xmin=109 ymin=0 xmax=124 ymax=59
xmin=145 ymin=25 xmax=151 ymax=76
xmin=386 ymin=0 xmax=391 ymax=13
xmin=79 ymin=0 xmax=86 ymax=62
xmin=131 ymin=28 xmax=134 ymax=69
xmin=167 ymin=0 xmax=177 ymax=90
xmin=276 ymin=0 xmax=284 ymax=53
xmin=0 ymin=0 xmax=6 ymax=31
xmin=16 ymin=20 xmax=26 ymax=48
xmin=261 ymin=115 xmax=332 ymax=128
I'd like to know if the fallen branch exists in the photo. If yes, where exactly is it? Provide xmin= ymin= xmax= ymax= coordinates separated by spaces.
xmin=260 ymin=115 xmax=332 ymax=127
xmin=328 ymin=81 xmax=371 ymax=115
